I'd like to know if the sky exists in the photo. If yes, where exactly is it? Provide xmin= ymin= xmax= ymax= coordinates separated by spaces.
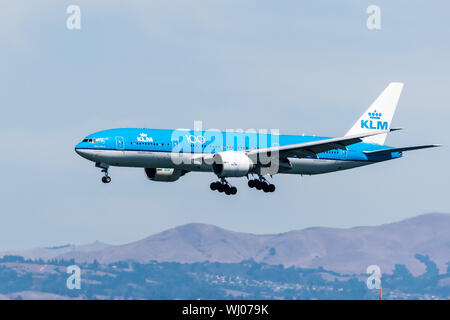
xmin=0 ymin=1 xmax=449 ymax=250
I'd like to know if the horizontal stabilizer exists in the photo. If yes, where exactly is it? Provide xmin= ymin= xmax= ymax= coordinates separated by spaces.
xmin=363 ymin=144 xmax=441 ymax=155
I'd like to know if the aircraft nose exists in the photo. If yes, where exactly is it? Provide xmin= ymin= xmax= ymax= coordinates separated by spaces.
xmin=75 ymin=144 xmax=98 ymax=162
xmin=74 ymin=143 xmax=83 ymax=155
xmin=75 ymin=143 xmax=91 ymax=159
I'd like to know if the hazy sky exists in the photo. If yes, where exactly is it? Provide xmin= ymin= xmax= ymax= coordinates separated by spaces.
xmin=1 ymin=1 xmax=449 ymax=250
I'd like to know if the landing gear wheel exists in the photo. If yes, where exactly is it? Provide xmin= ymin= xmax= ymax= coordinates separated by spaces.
xmin=248 ymin=180 xmax=255 ymax=188
xmin=210 ymin=182 xmax=218 ymax=191
xmin=268 ymin=184 xmax=276 ymax=192
xmin=262 ymin=183 xmax=270 ymax=193
xmin=255 ymin=180 xmax=263 ymax=190
xmin=102 ymin=176 xmax=111 ymax=184
xmin=217 ymin=184 xmax=225 ymax=193
xmin=230 ymin=186 xmax=237 ymax=195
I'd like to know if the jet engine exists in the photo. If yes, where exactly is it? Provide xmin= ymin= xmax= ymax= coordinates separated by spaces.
xmin=212 ymin=151 xmax=255 ymax=177
xmin=145 ymin=168 xmax=187 ymax=182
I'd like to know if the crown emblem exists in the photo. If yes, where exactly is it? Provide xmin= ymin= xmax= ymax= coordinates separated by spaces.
xmin=368 ymin=110 xmax=382 ymax=119
xmin=140 ymin=133 xmax=147 ymax=137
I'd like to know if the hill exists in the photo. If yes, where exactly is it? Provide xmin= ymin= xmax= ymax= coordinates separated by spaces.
xmin=3 ymin=213 xmax=449 ymax=275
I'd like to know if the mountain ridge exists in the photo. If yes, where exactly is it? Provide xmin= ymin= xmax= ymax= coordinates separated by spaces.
xmin=2 ymin=213 xmax=449 ymax=275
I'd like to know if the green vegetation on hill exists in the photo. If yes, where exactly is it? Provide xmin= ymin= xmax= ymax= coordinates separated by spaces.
xmin=0 ymin=255 xmax=449 ymax=299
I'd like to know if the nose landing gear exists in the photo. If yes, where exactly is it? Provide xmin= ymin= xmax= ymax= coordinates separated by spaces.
xmin=210 ymin=178 xmax=237 ymax=195
xmin=96 ymin=162 xmax=111 ymax=184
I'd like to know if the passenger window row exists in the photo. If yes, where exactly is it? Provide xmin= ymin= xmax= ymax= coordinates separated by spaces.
xmin=126 ymin=141 xmax=259 ymax=150
xmin=189 ymin=144 xmax=252 ymax=150
xmin=131 ymin=142 xmax=168 ymax=146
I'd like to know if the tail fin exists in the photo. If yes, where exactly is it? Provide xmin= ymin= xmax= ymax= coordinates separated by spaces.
xmin=345 ymin=82 xmax=404 ymax=145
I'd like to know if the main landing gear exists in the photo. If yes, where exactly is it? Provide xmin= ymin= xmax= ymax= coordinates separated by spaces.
xmin=96 ymin=162 xmax=111 ymax=184
xmin=210 ymin=178 xmax=237 ymax=195
xmin=248 ymin=177 xmax=275 ymax=193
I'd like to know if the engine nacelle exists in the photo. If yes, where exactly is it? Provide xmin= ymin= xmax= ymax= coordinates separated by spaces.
xmin=145 ymin=168 xmax=187 ymax=182
xmin=212 ymin=151 xmax=255 ymax=177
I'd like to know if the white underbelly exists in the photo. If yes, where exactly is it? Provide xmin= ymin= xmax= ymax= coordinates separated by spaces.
xmin=282 ymin=158 xmax=371 ymax=175
xmin=80 ymin=149 xmax=371 ymax=175
xmin=88 ymin=149 xmax=213 ymax=172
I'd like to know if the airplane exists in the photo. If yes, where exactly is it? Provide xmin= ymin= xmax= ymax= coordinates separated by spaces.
xmin=75 ymin=82 xmax=440 ymax=195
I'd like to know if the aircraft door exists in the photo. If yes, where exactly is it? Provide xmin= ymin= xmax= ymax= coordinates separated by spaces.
xmin=116 ymin=136 xmax=125 ymax=150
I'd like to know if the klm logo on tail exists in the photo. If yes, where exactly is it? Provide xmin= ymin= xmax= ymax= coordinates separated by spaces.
xmin=361 ymin=110 xmax=388 ymax=130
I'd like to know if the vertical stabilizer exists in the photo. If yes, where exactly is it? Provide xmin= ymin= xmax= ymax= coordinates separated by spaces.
xmin=345 ymin=82 xmax=404 ymax=145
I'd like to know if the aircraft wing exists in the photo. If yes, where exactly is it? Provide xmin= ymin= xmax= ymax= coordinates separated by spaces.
xmin=363 ymin=144 xmax=441 ymax=156
xmin=247 ymin=130 xmax=395 ymax=159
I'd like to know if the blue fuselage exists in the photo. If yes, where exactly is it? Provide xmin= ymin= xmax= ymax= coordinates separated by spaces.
xmin=74 ymin=128 xmax=402 ymax=176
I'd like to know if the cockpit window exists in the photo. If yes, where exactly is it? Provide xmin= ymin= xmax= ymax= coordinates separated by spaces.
xmin=82 ymin=139 xmax=97 ymax=143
